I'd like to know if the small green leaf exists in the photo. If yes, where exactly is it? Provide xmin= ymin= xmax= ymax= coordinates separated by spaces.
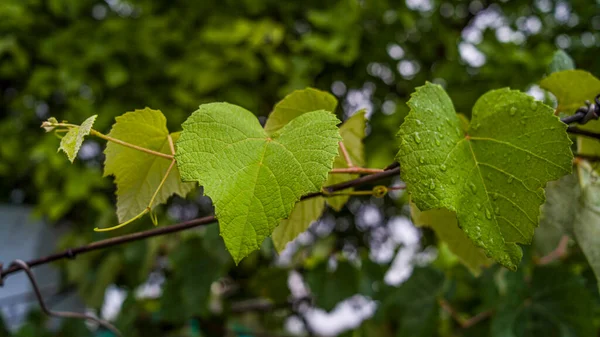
xmin=574 ymin=162 xmax=600 ymax=293
xmin=264 ymin=87 xmax=338 ymax=134
xmin=176 ymin=103 xmax=341 ymax=263
xmin=548 ymin=50 xmax=575 ymax=74
xmin=272 ymin=197 xmax=325 ymax=252
xmin=410 ymin=202 xmax=492 ymax=275
xmin=325 ymin=110 xmax=367 ymax=211
xmin=396 ymin=83 xmax=572 ymax=270
xmin=59 ymin=115 xmax=97 ymax=162
xmin=104 ymin=108 xmax=195 ymax=223
xmin=540 ymin=70 xmax=600 ymax=114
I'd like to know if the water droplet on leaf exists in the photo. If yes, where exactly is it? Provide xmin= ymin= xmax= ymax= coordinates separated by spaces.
xmin=440 ymin=164 xmax=447 ymax=171
xmin=429 ymin=180 xmax=436 ymax=190
xmin=510 ymin=107 xmax=517 ymax=116
xmin=485 ymin=209 xmax=492 ymax=219
xmin=414 ymin=133 xmax=421 ymax=144
xmin=507 ymin=176 xmax=514 ymax=184
xmin=469 ymin=182 xmax=477 ymax=194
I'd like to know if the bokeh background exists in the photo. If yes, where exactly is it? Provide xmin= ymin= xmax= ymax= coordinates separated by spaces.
xmin=1 ymin=0 xmax=599 ymax=336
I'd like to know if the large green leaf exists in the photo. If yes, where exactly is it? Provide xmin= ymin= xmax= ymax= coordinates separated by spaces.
xmin=104 ymin=108 xmax=195 ymax=223
xmin=325 ymin=110 xmax=367 ymax=211
xmin=59 ymin=115 xmax=97 ymax=162
xmin=396 ymin=83 xmax=572 ymax=270
xmin=176 ymin=103 xmax=341 ymax=263
xmin=264 ymin=87 xmax=338 ymax=134
xmin=410 ymin=202 xmax=492 ymax=275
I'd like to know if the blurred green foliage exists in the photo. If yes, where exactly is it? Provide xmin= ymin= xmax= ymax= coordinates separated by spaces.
xmin=1 ymin=0 xmax=599 ymax=336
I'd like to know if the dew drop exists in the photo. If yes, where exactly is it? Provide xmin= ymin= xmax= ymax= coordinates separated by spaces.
xmin=530 ymin=101 xmax=537 ymax=109
xmin=469 ymin=182 xmax=477 ymax=194
xmin=445 ymin=117 xmax=451 ymax=125
xmin=419 ymin=157 xmax=425 ymax=164
xmin=435 ymin=138 xmax=441 ymax=146
xmin=511 ymin=192 xmax=516 ymax=198
xmin=416 ymin=120 xmax=423 ymax=126
xmin=492 ymin=193 xmax=498 ymax=200
xmin=436 ymin=125 xmax=442 ymax=132
xmin=510 ymin=107 xmax=517 ymax=116
xmin=476 ymin=203 xmax=482 ymax=210
xmin=429 ymin=180 xmax=436 ymax=190
xmin=507 ymin=176 xmax=514 ymax=184
xmin=440 ymin=164 xmax=447 ymax=171
xmin=450 ymin=177 xmax=456 ymax=184
xmin=485 ymin=209 xmax=492 ymax=219
xmin=494 ymin=206 xmax=500 ymax=215
xmin=414 ymin=133 xmax=421 ymax=144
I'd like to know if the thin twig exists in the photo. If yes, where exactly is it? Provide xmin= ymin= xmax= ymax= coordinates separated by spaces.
xmin=330 ymin=167 xmax=384 ymax=174
xmin=438 ymin=298 xmax=492 ymax=329
xmin=10 ymin=260 xmax=122 ymax=336
xmin=91 ymin=130 xmax=174 ymax=160
xmin=338 ymin=141 xmax=354 ymax=167
xmin=0 ymin=164 xmax=401 ymax=280
xmin=566 ymin=126 xmax=600 ymax=141
xmin=537 ymin=235 xmax=570 ymax=265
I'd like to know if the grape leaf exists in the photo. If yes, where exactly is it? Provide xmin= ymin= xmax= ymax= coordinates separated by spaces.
xmin=548 ymin=50 xmax=575 ymax=74
xmin=272 ymin=197 xmax=325 ymax=252
xmin=574 ymin=162 xmax=600 ymax=292
xmin=59 ymin=115 xmax=97 ymax=163
xmin=264 ymin=87 xmax=338 ymax=134
xmin=325 ymin=110 xmax=367 ymax=210
xmin=175 ymin=103 xmax=341 ymax=263
xmin=410 ymin=202 xmax=492 ymax=275
xmin=268 ymin=90 xmax=365 ymax=252
xmin=396 ymin=83 xmax=572 ymax=270
xmin=104 ymin=108 xmax=195 ymax=223
xmin=271 ymin=111 xmax=367 ymax=252
xmin=540 ymin=70 xmax=600 ymax=114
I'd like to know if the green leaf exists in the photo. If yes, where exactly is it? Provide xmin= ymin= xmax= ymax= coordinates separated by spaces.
xmin=548 ymin=50 xmax=575 ymax=74
xmin=264 ymin=87 xmax=338 ymax=134
xmin=574 ymin=162 xmax=600 ymax=293
xmin=410 ymin=202 xmax=492 ymax=276
xmin=271 ymin=110 xmax=366 ymax=252
xmin=491 ymin=266 xmax=594 ymax=337
xmin=59 ymin=115 xmax=96 ymax=162
xmin=396 ymin=83 xmax=573 ymax=270
xmin=540 ymin=70 xmax=600 ymax=114
xmin=325 ymin=110 xmax=367 ymax=211
xmin=535 ymin=173 xmax=579 ymax=255
xmin=104 ymin=108 xmax=195 ymax=223
xmin=176 ymin=103 xmax=341 ymax=263
xmin=272 ymin=197 xmax=325 ymax=252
